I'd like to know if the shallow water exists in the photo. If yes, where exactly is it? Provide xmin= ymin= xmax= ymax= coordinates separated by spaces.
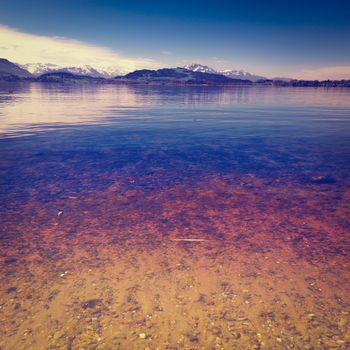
xmin=0 ymin=83 xmax=349 ymax=349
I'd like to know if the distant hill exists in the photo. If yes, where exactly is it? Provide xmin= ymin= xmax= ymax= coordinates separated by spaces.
xmin=119 ymin=67 xmax=252 ymax=84
xmin=36 ymin=71 xmax=105 ymax=82
xmin=0 ymin=58 xmax=32 ymax=79
xmin=271 ymin=77 xmax=293 ymax=82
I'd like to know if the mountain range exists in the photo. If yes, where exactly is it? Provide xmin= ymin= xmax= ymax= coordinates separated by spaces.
xmin=184 ymin=63 xmax=268 ymax=82
xmin=0 ymin=58 xmax=253 ymax=84
xmin=0 ymin=58 xmax=289 ymax=82
xmin=0 ymin=58 xmax=349 ymax=87
xmin=21 ymin=63 xmax=120 ymax=78
xmin=118 ymin=67 xmax=251 ymax=84
xmin=21 ymin=62 xmax=267 ymax=81
xmin=184 ymin=64 xmax=295 ymax=82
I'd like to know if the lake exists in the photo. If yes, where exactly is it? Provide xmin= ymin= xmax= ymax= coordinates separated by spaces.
xmin=0 ymin=83 xmax=349 ymax=349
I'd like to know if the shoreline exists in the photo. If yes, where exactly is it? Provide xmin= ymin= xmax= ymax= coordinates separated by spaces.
xmin=1 ymin=79 xmax=350 ymax=88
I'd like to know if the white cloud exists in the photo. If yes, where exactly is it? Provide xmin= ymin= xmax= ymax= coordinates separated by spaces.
xmin=0 ymin=25 xmax=160 ymax=73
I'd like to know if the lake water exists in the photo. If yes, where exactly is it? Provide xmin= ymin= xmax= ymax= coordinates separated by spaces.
xmin=0 ymin=83 xmax=349 ymax=349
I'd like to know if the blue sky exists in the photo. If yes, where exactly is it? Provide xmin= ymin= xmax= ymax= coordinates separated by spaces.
xmin=1 ymin=0 xmax=349 ymax=78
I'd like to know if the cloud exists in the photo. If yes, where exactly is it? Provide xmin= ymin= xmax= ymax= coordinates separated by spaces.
xmin=296 ymin=66 xmax=350 ymax=80
xmin=0 ymin=25 xmax=160 ymax=73
xmin=161 ymin=50 xmax=173 ymax=56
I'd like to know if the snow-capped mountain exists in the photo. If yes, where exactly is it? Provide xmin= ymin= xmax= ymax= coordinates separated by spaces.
xmin=21 ymin=63 xmax=60 ymax=76
xmin=21 ymin=63 xmax=120 ymax=78
xmin=220 ymin=69 xmax=266 ymax=82
xmin=184 ymin=63 xmax=267 ymax=82
xmin=183 ymin=63 xmax=217 ymax=74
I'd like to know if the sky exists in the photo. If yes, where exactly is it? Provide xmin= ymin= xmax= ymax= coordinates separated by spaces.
xmin=0 ymin=0 xmax=349 ymax=79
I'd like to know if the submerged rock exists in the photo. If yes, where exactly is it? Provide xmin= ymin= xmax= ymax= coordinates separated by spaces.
xmin=53 ymin=330 xmax=63 ymax=340
xmin=310 ymin=176 xmax=336 ymax=184
xmin=4 ymin=257 xmax=17 ymax=265
xmin=82 ymin=299 xmax=103 ymax=309
xmin=211 ymin=326 xmax=221 ymax=335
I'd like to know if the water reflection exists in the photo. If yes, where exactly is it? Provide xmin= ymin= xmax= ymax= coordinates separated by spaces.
xmin=1 ymin=83 xmax=350 ymax=137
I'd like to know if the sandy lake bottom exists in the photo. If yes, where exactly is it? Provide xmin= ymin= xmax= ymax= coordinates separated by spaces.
xmin=1 ymin=174 xmax=349 ymax=350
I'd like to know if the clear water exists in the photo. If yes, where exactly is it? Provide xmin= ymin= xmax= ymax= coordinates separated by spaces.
xmin=1 ymin=83 xmax=349 ymax=349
